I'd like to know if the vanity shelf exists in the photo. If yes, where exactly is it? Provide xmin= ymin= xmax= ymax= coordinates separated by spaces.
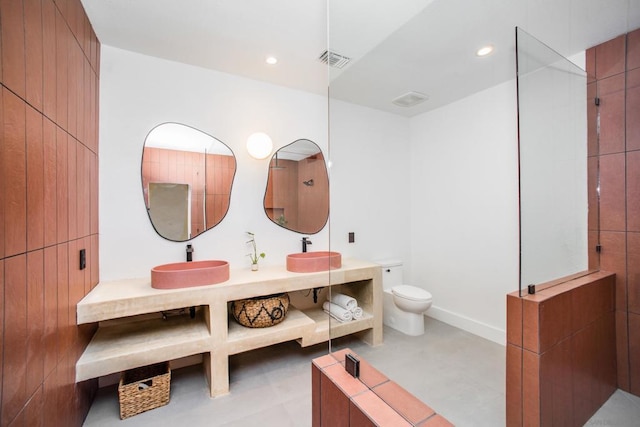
xmin=227 ymin=307 xmax=315 ymax=355
xmin=298 ymin=307 xmax=374 ymax=347
xmin=76 ymin=258 xmax=382 ymax=397
xmin=76 ymin=312 xmax=210 ymax=382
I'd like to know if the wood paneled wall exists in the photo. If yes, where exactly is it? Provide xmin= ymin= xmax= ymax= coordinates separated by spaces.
xmin=0 ymin=0 xmax=100 ymax=425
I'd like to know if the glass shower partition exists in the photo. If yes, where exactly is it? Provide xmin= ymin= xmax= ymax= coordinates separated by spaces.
xmin=516 ymin=27 xmax=593 ymax=297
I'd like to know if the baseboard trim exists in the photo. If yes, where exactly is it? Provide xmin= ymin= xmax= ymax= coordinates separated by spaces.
xmin=426 ymin=305 xmax=505 ymax=346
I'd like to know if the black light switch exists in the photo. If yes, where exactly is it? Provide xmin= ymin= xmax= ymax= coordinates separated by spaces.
xmin=348 ymin=232 xmax=355 ymax=243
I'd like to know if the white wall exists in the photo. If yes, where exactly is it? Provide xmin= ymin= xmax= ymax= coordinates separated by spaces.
xmin=328 ymin=100 xmax=411 ymax=265
xmin=100 ymin=44 xmax=585 ymax=347
xmin=408 ymin=80 xmax=520 ymax=344
xmin=99 ymin=45 xmax=410 ymax=282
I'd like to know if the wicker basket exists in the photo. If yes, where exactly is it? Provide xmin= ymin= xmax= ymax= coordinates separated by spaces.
xmin=231 ymin=293 xmax=290 ymax=328
xmin=118 ymin=362 xmax=171 ymax=419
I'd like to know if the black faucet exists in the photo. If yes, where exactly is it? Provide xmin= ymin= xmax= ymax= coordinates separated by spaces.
xmin=302 ymin=237 xmax=312 ymax=253
xmin=186 ymin=244 xmax=194 ymax=262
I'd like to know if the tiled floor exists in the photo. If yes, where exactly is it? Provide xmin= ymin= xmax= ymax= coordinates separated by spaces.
xmin=84 ymin=317 xmax=640 ymax=426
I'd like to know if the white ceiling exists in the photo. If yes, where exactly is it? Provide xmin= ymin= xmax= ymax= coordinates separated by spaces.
xmin=82 ymin=0 xmax=640 ymax=117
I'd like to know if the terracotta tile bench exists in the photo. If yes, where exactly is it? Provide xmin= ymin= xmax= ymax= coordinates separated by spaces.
xmin=312 ymin=348 xmax=453 ymax=426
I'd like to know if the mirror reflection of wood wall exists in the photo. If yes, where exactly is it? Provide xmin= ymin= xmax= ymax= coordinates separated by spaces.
xmin=264 ymin=140 xmax=329 ymax=234
xmin=142 ymin=147 xmax=234 ymax=239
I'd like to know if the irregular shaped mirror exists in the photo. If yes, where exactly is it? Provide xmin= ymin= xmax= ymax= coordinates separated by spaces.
xmin=264 ymin=139 xmax=329 ymax=234
xmin=141 ymin=123 xmax=236 ymax=241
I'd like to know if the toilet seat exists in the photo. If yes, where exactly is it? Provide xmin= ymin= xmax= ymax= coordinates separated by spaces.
xmin=392 ymin=285 xmax=432 ymax=302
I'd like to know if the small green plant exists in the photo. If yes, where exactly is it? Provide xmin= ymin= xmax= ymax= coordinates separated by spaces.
xmin=246 ymin=231 xmax=266 ymax=265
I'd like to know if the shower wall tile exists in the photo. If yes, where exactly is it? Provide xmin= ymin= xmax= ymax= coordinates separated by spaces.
xmin=372 ymin=381 xmax=435 ymax=424
xmin=628 ymin=232 xmax=640 ymax=314
xmin=2 ymin=255 xmax=27 ymax=426
xmin=1 ymin=0 xmax=26 ymax=98
xmin=616 ymin=310 xmax=630 ymax=390
xmin=26 ymin=105 xmax=44 ymax=252
xmin=56 ymin=127 xmax=69 ymax=242
xmin=44 ymin=246 xmax=58 ymax=379
xmin=320 ymin=372 xmax=350 ymax=426
xmin=24 ymin=387 xmax=44 ymax=427
xmin=629 ymin=312 xmax=640 ymax=395
xmin=599 ymin=231 xmax=627 ymax=310
xmin=0 ymin=89 xmax=3 ymax=260
xmin=507 ymin=273 xmax=617 ymax=424
xmin=42 ymin=0 xmax=57 ymax=121
xmin=0 ymin=0 xmax=100 ymax=423
xmin=67 ymin=137 xmax=77 ymax=240
xmin=90 ymin=153 xmax=98 ymax=235
xmin=43 ymin=118 xmax=57 ymax=246
xmin=539 ymin=337 xmax=573 ymax=426
xmin=627 ymin=68 xmax=640 ymax=151
xmin=521 ymin=349 xmax=540 ymax=426
xmin=26 ymin=250 xmax=44 ymax=398
xmin=588 ymin=230 xmax=599 ymax=270
xmin=506 ymin=344 xmax=522 ymax=427
xmin=571 ymin=275 xmax=614 ymax=332
xmin=3 ymin=89 xmax=27 ymax=257
xmin=587 ymin=82 xmax=598 ymax=156
xmin=55 ymin=8 xmax=68 ymax=131
xmin=351 ymin=391 xmax=413 ymax=427
xmin=25 ymin=0 xmax=44 ymax=111
xmin=598 ymin=153 xmax=626 ymax=231
xmin=627 ymin=28 xmax=640 ymax=71
xmin=587 ymin=136 xmax=600 ymax=230
xmin=627 ymin=150 xmax=640 ymax=231
xmin=595 ymin=35 xmax=626 ymax=80
xmin=0 ymin=260 xmax=4 ymax=407
xmin=597 ymin=74 xmax=626 ymax=155
xmin=506 ymin=293 xmax=522 ymax=346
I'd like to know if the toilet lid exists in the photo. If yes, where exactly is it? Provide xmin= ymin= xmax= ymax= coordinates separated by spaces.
xmin=392 ymin=285 xmax=432 ymax=302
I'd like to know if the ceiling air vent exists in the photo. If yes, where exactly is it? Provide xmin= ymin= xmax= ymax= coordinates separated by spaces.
xmin=392 ymin=91 xmax=429 ymax=107
xmin=318 ymin=50 xmax=351 ymax=69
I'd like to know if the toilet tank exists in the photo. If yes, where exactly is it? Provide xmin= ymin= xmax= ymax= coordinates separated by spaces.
xmin=378 ymin=260 xmax=403 ymax=290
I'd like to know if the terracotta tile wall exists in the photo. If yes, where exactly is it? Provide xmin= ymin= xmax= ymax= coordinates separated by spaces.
xmin=312 ymin=349 xmax=453 ymax=427
xmin=506 ymin=272 xmax=617 ymax=426
xmin=141 ymin=147 xmax=235 ymax=236
xmin=1 ymin=0 xmax=100 ymax=425
xmin=586 ymin=27 xmax=640 ymax=396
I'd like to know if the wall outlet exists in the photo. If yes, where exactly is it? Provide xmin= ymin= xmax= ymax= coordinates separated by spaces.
xmin=79 ymin=249 xmax=86 ymax=270
xmin=348 ymin=232 xmax=355 ymax=243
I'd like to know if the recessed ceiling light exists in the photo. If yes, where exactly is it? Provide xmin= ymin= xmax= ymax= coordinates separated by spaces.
xmin=476 ymin=45 xmax=494 ymax=57
xmin=266 ymin=56 xmax=278 ymax=65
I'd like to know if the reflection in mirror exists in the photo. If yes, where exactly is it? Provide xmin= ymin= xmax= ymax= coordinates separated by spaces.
xmin=142 ymin=123 xmax=236 ymax=241
xmin=264 ymin=139 xmax=329 ymax=234
xmin=516 ymin=28 xmax=589 ymax=295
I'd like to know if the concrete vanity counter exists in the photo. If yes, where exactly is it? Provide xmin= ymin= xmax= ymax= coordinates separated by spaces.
xmin=76 ymin=258 xmax=382 ymax=397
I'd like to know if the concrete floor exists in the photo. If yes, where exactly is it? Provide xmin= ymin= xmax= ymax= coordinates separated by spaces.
xmin=84 ymin=317 xmax=640 ymax=426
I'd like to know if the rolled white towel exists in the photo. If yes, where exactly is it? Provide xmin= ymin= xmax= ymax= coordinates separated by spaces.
xmin=323 ymin=301 xmax=353 ymax=322
xmin=351 ymin=306 xmax=363 ymax=320
xmin=330 ymin=293 xmax=357 ymax=311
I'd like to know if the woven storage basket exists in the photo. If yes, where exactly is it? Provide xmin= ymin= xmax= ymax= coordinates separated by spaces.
xmin=118 ymin=362 xmax=171 ymax=419
xmin=231 ymin=292 xmax=290 ymax=328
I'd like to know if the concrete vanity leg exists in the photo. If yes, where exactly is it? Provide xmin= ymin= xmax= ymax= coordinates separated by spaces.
xmin=206 ymin=298 xmax=231 ymax=397
xmin=204 ymin=350 xmax=230 ymax=397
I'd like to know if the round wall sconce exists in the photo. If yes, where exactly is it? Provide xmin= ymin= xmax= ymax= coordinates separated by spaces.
xmin=246 ymin=132 xmax=273 ymax=159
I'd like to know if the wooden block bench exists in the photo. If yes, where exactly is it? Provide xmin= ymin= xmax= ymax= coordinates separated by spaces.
xmin=312 ymin=348 xmax=453 ymax=426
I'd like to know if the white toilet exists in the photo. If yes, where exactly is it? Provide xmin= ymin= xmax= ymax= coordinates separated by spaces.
xmin=379 ymin=260 xmax=432 ymax=336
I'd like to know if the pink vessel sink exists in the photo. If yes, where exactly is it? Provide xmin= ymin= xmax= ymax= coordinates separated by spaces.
xmin=286 ymin=251 xmax=342 ymax=273
xmin=151 ymin=260 xmax=230 ymax=289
